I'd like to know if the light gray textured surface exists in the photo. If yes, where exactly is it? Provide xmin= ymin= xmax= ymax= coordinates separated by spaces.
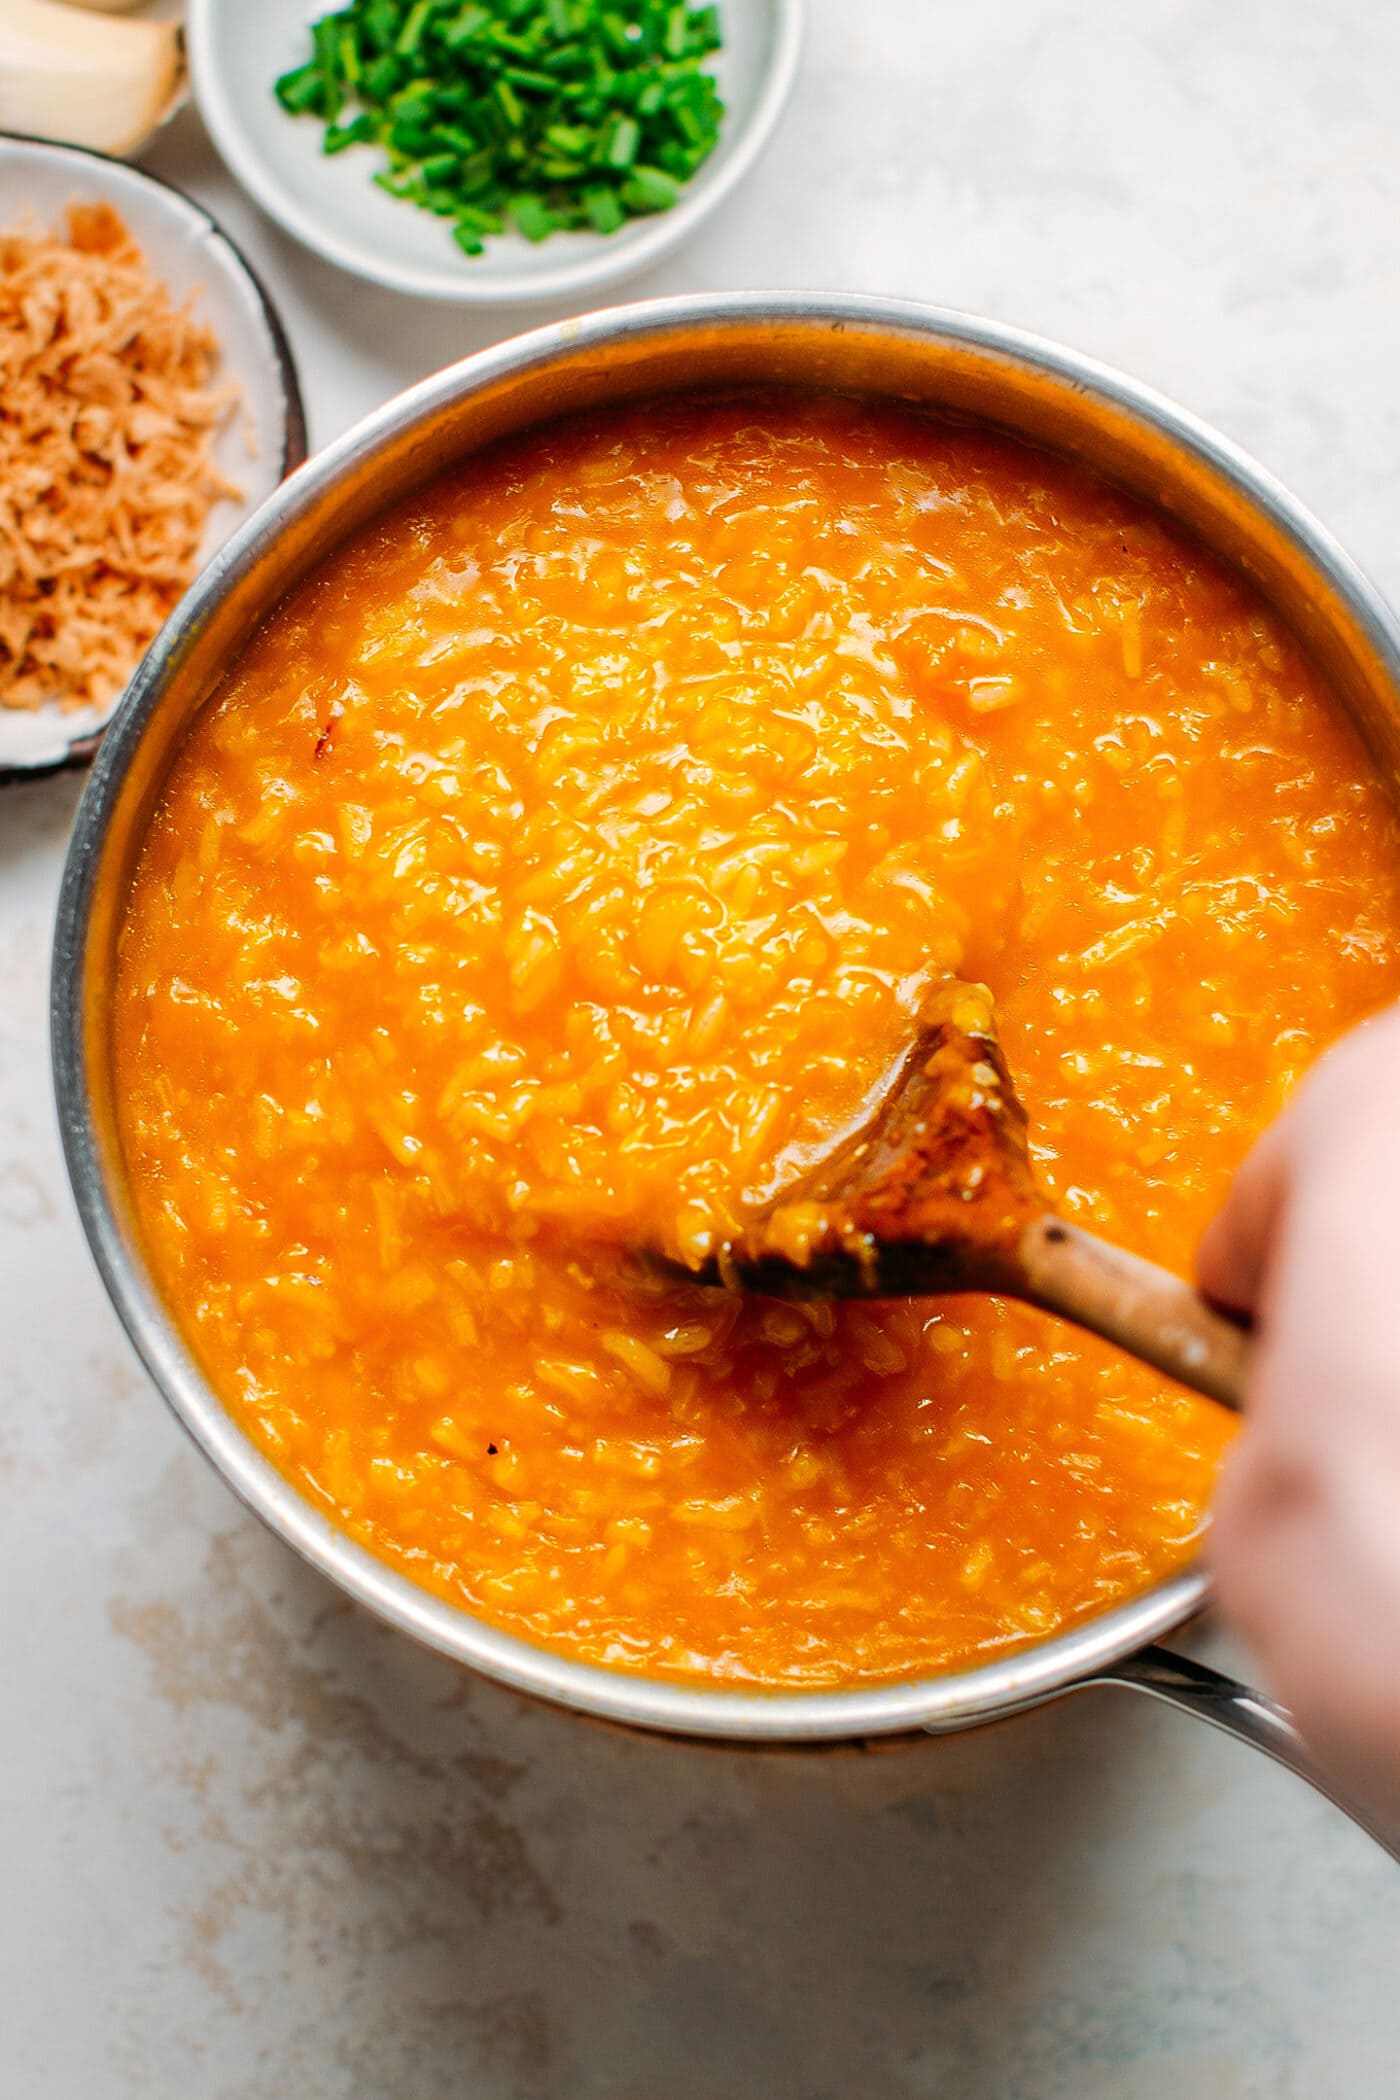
xmin=4 ymin=3 xmax=1400 ymax=2092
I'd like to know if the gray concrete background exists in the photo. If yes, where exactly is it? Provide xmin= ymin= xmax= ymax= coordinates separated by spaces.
xmin=5 ymin=3 xmax=1400 ymax=2091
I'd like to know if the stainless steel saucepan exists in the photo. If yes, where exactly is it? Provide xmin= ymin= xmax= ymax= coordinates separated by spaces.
xmin=50 ymin=292 xmax=1400 ymax=1861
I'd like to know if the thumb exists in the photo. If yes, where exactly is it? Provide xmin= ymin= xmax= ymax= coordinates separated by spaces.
xmin=1197 ymin=1118 xmax=1292 ymax=1320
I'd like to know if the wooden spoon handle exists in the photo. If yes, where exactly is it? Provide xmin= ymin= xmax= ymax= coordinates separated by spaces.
xmin=1013 ymin=1215 xmax=1250 ymax=1410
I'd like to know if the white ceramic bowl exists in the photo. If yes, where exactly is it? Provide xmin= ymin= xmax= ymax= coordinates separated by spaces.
xmin=188 ymin=0 xmax=803 ymax=305
xmin=0 ymin=136 xmax=306 ymax=782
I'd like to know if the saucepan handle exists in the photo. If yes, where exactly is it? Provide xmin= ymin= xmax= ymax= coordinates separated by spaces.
xmin=1079 ymin=1643 xmax=1400 ymax=1865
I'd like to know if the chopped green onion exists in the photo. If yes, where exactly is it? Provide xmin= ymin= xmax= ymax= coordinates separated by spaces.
xmin=389 ymin=115 xmax=437 ymax=154
xmin=544 ymin=119 xmax=590 ymax=151
xmin=510 ymin=192 xmax=558 ymax=240
xmin=582 ymin=183 xmax=625 ymax=232
xmin=620 ymin=162 xmax=679 ymax=211
xmin=361 ymin=52 xmax=403 ymax=97
xmin=430 ymin=121 xmax=480 ymax=153
xmin=275 ymin=62 xmax=331 ymax=116
xmin=451 ymin=148 xmax=501 ymax=193
xmin=374 ymin=166 xmax=426 ymax=199
xmin=337 ymin=31 xmax=362 ymax=85
xmin=493 ymin=77 xmax=527 ymax=126
xmin=364 ymin=0 xmax=400 ymax=49
xmin=273 ymin=0 xmax=726 ymax=260
xmin=443 ymin=1 xmax=491 ymax=41
xmin=325 ymin=111 xmax=377 ymax=151
xmin=311 ymin=16 xmax=343 ymax=82
xmin=395 ymin=0 xmax=433 ymax=54
xmin=454 ymin=201 xmax=506 ymax=232
xmin=503 ymin=64 xmax=561 ymax=92
xmin=601 ymin=111 xmax=639 ymax=167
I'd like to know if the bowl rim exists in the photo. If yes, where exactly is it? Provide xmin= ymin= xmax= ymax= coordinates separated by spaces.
xmin=52 ymin=289 xmax=1400 ymax=1739
xmin=186 ymin=0 xmax=806 ymax=306
xmin=0 ymin=131 xmax=308 ymax=787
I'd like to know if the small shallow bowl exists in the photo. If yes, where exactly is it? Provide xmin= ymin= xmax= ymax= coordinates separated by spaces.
xmin=0 ymin=135 xmax=306 ymax=785
xmin=187 ymin=0 xmax=803 ymax=306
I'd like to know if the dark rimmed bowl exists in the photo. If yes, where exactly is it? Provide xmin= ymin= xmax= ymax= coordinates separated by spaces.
xmin=0 ymin=134 xmax=306 ymax=786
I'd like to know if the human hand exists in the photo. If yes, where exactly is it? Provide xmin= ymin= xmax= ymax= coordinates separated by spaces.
xmin=1198 ymin=1004 xmax=1400 ymax=1818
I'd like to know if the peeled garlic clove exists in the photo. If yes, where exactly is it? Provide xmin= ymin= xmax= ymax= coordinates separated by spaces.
xmin=0 ymin=0 xmax=183 ymax=158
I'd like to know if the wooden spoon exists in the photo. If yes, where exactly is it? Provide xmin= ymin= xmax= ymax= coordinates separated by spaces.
xmin=672 ymin=980 xmax=1250 ymax=1410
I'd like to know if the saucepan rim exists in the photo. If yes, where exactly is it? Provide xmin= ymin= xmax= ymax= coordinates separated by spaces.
xmin=50 ymin=289 xmax=1400 ymax=1742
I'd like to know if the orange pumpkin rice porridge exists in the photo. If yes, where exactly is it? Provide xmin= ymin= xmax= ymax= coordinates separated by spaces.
xmin=111 ymin=392 xmax=1400 ymax=1686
